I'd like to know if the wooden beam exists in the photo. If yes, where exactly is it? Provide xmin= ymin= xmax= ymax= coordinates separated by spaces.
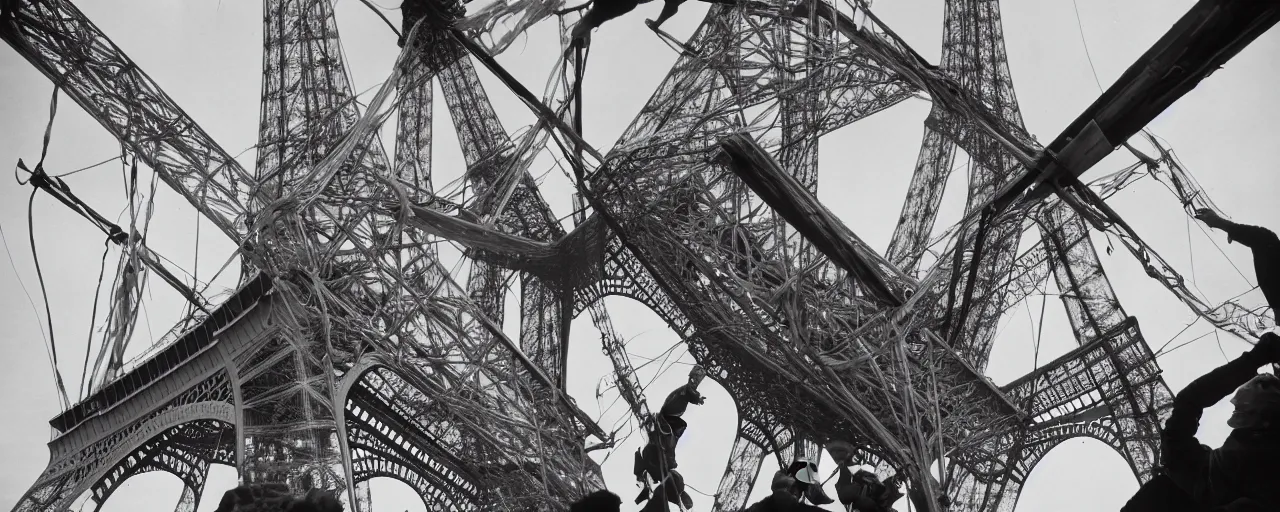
xmin=1004 ymin=0 xmax=1280 ymax=207
xmin=718 ymin=134 xmax=904 ymax=307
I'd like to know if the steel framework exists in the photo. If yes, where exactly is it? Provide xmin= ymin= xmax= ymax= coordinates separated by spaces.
xmin=3 ymin=0 xmax=1274 ymax=510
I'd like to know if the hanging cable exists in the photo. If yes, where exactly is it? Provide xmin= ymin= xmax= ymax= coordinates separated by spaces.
xmin=52 ymin=154 xmax=122 ymax=178
xmin=358 ymin=0 xmax=402 ymax=40
xmin=189 ymin=209 xmax=201 ymax=320
xmin=0 ymin=218 xmax=55 ymax=395
xmin=28 ymin=188 xmax=71 ymax=409
xmin=1070 ymin=0 xmax=1104 ymax=93
xmin=1155 ymin=330 xmax=1213 ymax=358
xmin=16 ymin=85 xmax=71 ymax=409
xmin=77 ymin=241 xmax=112 ymax=400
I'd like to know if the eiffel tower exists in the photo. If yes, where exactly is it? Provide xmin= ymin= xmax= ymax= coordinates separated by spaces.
xmin=3 ymin=0 xmax=1276 ymax=510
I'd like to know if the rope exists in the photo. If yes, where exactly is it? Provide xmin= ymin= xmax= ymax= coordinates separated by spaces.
xmin=28 ymin=189 xmax=71 ymax=409
xmin=1070 ymin=0 xmax=1104 ymax=92
xmin=357 ymin=0 xmax=402 ymax=39
xmin=189 ymin=205 xmax=201 ymax=319
xmin=1021 ymin=283 xmax=1048 ymax=413
xmin=1156 ymin=330 xmax=1213 ymax=358
xmin=17 ymin=85 xmax=72 ymax=409
xmin=1184 ymin=211 xmax=1254 ymax=286
xmin=0 ymin=217 xmax=57 ymax=405
xmin=51 ymin=154 xmax=122 ymax=178
xmin=77 ymin=241 xmax=111 ymax=400
xmin=650 ymin=24 xmax=699 ymax=57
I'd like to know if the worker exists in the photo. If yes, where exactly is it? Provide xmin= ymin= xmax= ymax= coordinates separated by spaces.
xmin=655 ymin=365 xmax=708 ymax=466
xmin=833 ymin=469 xmax=903 ymax=512
xmin=745 ymin=471 xmax=830 ymax=512
xmin=570 ymin=490 xmax=622 ymax=512
xmin=213 ymin=484 xmax=343 ymax=512
xmin=1160 ymin=331 xmax=1280 ymax=509
xmin=633 ymin=438 xmax=693 ymax=510
xmin=1132 ymin=210 xmax=1280 ymax=511
xmin=785 ymin=458 xmax=835 ymax=506
xmin=633 ymin=366 xmax=706 ymax=511
xmin=569 ymin=0 xmax=657 ymax=48
xmin=1194 ymin=209 xmax=1278 ymax=314
xmin=639 ymin=468 xmax=694 ymax=512
xmin=825 ymin=441 xmax=901 ymax=512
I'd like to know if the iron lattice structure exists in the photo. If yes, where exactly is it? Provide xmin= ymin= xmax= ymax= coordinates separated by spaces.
xmin=4 ymin=0 xmax=1275 ymax=510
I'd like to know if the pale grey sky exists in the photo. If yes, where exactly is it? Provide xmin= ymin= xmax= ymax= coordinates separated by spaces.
xmin=0 ymin=0 xmax=1276 ymax=511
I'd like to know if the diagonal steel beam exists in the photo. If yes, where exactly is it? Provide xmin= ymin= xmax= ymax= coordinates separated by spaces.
xmin=1 ymin=0 xmax=257 ymax=245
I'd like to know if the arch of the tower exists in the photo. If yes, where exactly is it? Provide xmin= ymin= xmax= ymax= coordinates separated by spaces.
xmin=1012 ymin=436 xmax=1141 ymax=512
xmin=12 ymin=360 xmax=239 ymax=512
xmin=337 ymin=357 xmax=482 ymax=510
xmin=571 ymin=240 xmax=691 ymax=334
xmin=13 ymin=401 xmax=236 ymax=512
xmin=943 ymin=317 xmax=1169 ymax=512
xmin=1017 ymin=419 xmax=1131 ymax=479
xmin=356 ymin=475 xmax=435 ymax=512
xmin=946 ymin=419 xmax=1135 ymax=512
xmin=82 ymin=417 xmax=236 ymax=512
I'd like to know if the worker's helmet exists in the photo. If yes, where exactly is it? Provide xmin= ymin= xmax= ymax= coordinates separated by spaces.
xmin=787 ymin=458 xmax=821 ymax=485
xmin=1229 ymin=373 xmax=1280 ymax=429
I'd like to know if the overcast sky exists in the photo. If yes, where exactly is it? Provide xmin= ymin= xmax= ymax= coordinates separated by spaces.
xmin=1 ymin=0 xmax=1277 ymax=511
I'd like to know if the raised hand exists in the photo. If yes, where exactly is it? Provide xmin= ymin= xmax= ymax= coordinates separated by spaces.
xmin=1194 ymin=208 xmax=1227 ymax=228
xmin=1253 ymin=332 xmax=1280 ymax=364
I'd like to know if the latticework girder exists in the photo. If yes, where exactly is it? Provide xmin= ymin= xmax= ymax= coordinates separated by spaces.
xmin=3 ymin=0 xmax=609 ymax=507
xmin=8 ymin=0 xmax=1271 ymax=508
xmin=945 ymin=317 xmax=1171 ymax=512
xmin=85 ymin=420 xmax=232 ymax=512
xmin=551 ymin=1 xmax=1180 ymax=510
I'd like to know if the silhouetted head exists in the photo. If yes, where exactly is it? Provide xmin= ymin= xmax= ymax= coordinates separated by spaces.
xmin=287 ymin=490 xmax=343 ymax=512
xmin=570 ymin=490 xmax=622 ymax=512
xmin=767 ymin=470 xmax=790 ymax=491
xmin=826 ymin=440 xmax=856 ymax=466
xmin=689 ymin=365 xmax=707 ymax=387
xmin=212 ymin=485 xmax=343 ymax=512
xmin=1228 ymin=373 xmax=1280 ymax=429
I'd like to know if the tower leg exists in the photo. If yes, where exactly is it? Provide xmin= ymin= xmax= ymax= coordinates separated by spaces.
xmin=174 ymin=485 xmax=200 ymax=512
xmin=712 ymin=433 xmax=768 ymax=512
xmin=352 ymin=480 xmax=373 ymax=512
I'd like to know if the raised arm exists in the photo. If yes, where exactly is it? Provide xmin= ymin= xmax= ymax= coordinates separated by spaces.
xmin=1163 ymin=332 xmax=1280 ymax=500
xmin=1195 ymin=209 xmax=1279 ymax=250
xmin=1195 ymin=208 xmax=1280 ymax=314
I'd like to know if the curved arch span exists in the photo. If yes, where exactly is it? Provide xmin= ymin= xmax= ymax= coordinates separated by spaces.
xmin=93 ymin=459 xmax=238 ymax=512
xmin=353 ymin=471 xmax=455 ymax=512
xmin=338 ymin=356 xmax=481 ymax=507
xmin=1012 ymin=434 xmax=1138 ymax=512
xmin=15 ymin=402 xmax=236 ymax=512
xmin=942 ymin=419 xmax=1136 ymax=512
xmin=92 ymin=470 xmax=186 ymax=512
xmin=573 ymin=284 xmax=689 ymax=334
xmin=1017 ymin=419 xmax=1132 ymax=483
